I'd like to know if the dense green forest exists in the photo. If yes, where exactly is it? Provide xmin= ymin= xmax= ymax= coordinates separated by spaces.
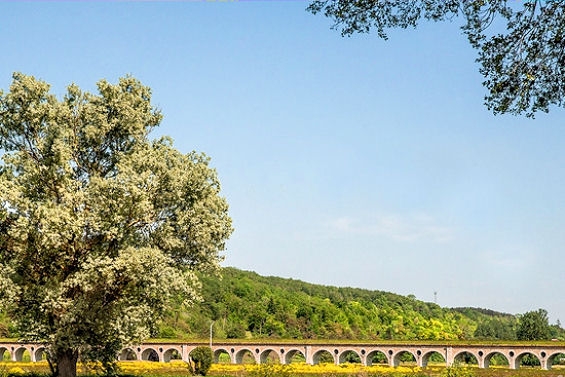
xmin=158 ymin=268 xmax=565 ymax=341
xmin=1 ymin=267 xmax=562 ymax=341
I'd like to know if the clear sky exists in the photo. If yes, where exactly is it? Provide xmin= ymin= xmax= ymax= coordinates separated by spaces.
xmin=2 ymin=1 xmax=564 ymax=323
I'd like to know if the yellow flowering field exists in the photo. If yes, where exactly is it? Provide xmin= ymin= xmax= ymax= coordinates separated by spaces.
xmin=0 ymin=361 xmax=422 ymax=376
xmin=209 ymin=362 xmax=422 ymax=376
xmin=0 ymin=361 xmax=563 ymax=377
xmin=0 ymin=361 xmax=50 ymax=375
xmin=118 ymin=361 xmax=424 ymax=377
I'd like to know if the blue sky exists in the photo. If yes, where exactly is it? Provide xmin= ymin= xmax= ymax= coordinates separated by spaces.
xmin=2 ymin=2 xmax=564 ymax=322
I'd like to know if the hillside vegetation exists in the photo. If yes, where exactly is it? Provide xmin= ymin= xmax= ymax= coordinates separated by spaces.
xmin=158 ymin=267 xmax=564 ymax=341
xmin=1 ymin=267 xmax=561 ymax=342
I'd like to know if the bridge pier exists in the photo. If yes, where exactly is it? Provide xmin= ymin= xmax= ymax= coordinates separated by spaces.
xmin=445 ymin=346 xmax=454 ymax=367
xmin=509 ymin=355 xmax=517 ymax=370
xmin=181 ymin=345 xmax=189 ymax=362
xmin=477 ymin=351 xmax=488 ymax=369
xmin=389 ymin=350 xmax=397 ymax=367
xmin=415 ymin=353 xmax=423 ymax=368
xmin=540 ymin=359 xmax=548 ymax=370
xmin=304 ymin=346 xmax=313 ymax=365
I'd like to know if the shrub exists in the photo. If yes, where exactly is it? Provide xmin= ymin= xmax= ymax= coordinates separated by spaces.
xmin=158 ymin=326 xmax=177 ymax=339
xmin=188 ymin=347 xmax=213 ymax=376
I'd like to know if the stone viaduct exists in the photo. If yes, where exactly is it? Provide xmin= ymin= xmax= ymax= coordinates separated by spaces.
xmin=1 ymin=341 xmax=564 ymax=370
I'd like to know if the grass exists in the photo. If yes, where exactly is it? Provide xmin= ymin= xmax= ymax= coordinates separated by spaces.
xmin=143 ymin=339 xmax=565 ymax=347
xmin=2 ymin=338 xmax=565 ymax=348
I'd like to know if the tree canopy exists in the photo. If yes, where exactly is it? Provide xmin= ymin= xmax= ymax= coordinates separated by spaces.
xmin=165 ymin=267 xmax=539 ymax=341
xmin=307 ymin=0 xmax=565 ymax=117
xmin=0 ymin=73 xmax=232 ymax=377
xmin=517 ymin=309 xmax=552 ymax=341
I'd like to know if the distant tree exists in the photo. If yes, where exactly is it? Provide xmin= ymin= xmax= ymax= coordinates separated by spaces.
xmin=307 ymin=0 xmax=565 ymax=117
xmin=226 ymin=322 xmax=246 ymax=339
xmin=550 ymin=319 xmax=565 ymax=340
xmin=517 ymin=309 xmax=551 ymax=340
xmin=474 ymin=318 xmax=516 ymax=340
xmin=0 ymin=74 xmax=232 ymax=377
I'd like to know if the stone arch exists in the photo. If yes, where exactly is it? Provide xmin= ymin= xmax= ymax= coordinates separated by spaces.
xmin=260 ymin=349 xmax=281 ymax=364
xmin=366 ymin=350 xmax=388 ymax=366
xmin=338 ymin=349 xmax=361 ymax=364
xmin=421 ymin=350 xmax=446 ymax=367
xmin=34 ymin=347 xmax=47 ymax=362
xmin=164 ymin=347 xmax=182 ymax=362
xmin=514 ymin=352 xmax=540 ymax=369
xmin=14 ymin=347 xmax=28 ymax=362
xmin=453 ymin=351 xmax=478 ymax=366
xmin=235 ymin=348 xmax=256 ymax=364
xmin=547 ymin=352 xmax=565 ymax=369
xmin=284 ymin=348 xmax=305 ymax=364
xmin=214 ymin=348 xmax=232 ymax=364
xmin=392 ymin=350 xmax=416 ymax=367
xmin=0 ymin=347 xmax=8 ymax=361
xmin=141 ymin=347 xmax=159 ymax=362
xmin=484 ymin=351 xmax=509 ymax=368
xmin=119 ymin=348 xmax=137 ymax=361
xmin=312 ymin=349 xmax=335 ymax=364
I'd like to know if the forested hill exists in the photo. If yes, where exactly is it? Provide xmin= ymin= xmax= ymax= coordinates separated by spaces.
xmin=159 ymin=267 xmax=564 ymax=341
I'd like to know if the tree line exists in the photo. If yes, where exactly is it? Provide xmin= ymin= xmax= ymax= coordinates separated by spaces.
xmin=1 ymin=266 xmax=562 ymax=345
xmin=157 ymin=267 xmax=564 ymax=342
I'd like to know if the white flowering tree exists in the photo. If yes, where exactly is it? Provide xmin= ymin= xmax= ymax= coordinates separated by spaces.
xmin=0 ymin=73 xmax=232 ymax=377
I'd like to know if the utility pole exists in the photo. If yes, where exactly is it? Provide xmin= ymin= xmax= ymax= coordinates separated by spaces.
xmin=209 ymin=321 xmax=214 ymax=348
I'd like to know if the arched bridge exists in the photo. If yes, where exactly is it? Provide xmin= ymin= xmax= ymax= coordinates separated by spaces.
xmin=1 ymin=341 xmax=564 ymax=370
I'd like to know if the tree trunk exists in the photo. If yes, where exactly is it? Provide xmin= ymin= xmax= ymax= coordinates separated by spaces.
xmin=56 ymin=349 xmax=79 ymax=377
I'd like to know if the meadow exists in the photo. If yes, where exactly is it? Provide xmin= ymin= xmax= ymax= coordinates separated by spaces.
xmin=0 ymin=361 xmax=564 ymax=377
